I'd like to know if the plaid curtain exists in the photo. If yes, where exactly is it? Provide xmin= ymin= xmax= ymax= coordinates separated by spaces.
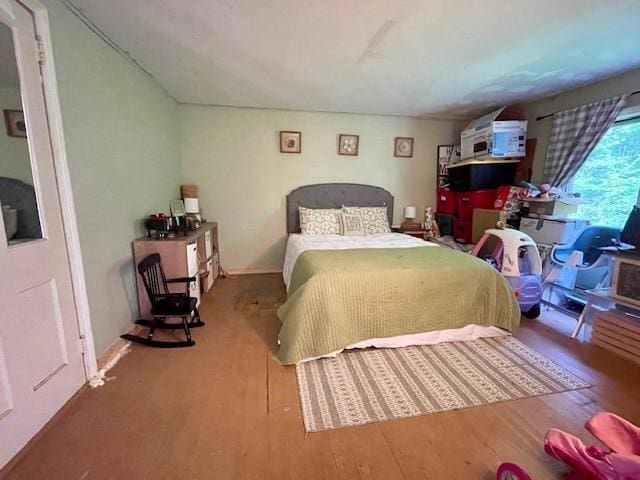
xmin=543 ymin=95 xmax=629 ymax=187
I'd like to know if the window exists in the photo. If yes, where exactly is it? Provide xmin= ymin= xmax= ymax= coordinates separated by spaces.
xmin=571 ymin=117 xmax=640 ymax=228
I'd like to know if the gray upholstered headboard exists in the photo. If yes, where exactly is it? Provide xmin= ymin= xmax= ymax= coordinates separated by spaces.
xmin=286 ymin=183 xmax=394 ymax=233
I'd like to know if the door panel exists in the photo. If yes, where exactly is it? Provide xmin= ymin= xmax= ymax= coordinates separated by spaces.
xmin=0 ymin=0 xmax=87 ymax=468
xmin=16 ymin=280 xmax=69 ymax=390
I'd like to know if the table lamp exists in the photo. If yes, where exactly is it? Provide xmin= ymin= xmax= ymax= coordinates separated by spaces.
xmin=402 ymin=206 xmax=420 ymax=230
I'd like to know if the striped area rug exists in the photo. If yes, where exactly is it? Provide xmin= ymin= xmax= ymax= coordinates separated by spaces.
xmin=295 ymin=336 xmax=590 ymax=432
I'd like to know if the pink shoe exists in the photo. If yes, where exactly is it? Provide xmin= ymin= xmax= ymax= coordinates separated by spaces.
xmin=544 ymin=428 xmax=615 ymax=479
xmin=586 ymin=413 xmax=640 ymax=456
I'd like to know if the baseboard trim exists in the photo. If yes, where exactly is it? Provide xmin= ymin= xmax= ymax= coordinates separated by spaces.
xmin=89 ymin=324 xmax=141 ymax=388
xmin=226 ymin=267 xmax=282 ymax=275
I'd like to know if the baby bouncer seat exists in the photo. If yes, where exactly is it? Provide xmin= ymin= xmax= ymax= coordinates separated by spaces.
xmin=541 ymin=225 xmax=621 ymax=334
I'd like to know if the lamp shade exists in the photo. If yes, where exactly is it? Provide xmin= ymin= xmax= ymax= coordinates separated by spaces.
xmin=404 ymin=206 xmax=417 ymax=219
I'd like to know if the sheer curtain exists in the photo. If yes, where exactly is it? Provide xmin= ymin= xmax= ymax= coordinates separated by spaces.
xmin=543 ymin=95 xmax=629 ymax=187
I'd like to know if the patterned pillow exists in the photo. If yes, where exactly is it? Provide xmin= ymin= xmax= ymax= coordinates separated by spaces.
xmin=340 ymin=212 xmax=365 ymax=236
xmin=342 ymin=206 xmax=391 ymax=235
xmin=299 ymin=207 xmax=342 ymax=235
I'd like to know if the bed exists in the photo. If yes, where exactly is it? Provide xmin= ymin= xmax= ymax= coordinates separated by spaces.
xmin=276 ymin=183 xmax=520 ymax=365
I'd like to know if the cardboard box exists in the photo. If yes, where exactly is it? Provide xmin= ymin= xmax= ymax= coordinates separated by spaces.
xmin=519 ymin=216 xmax=589 ymax=244
xmin=461 ymin=106 xmax=527 ymax=160
xmin=525 ymin=197 xmax=582 ymax=217
xmin=472 ymin=209 xmax=507 ymax=243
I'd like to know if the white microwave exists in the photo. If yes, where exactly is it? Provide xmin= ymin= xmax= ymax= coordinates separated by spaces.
xmin=611 ymin=256 xmax=640 ymax=307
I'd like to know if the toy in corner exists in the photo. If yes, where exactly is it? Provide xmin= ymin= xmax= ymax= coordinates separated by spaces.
xmin=424 ymin=206 xmax=440 ymax=239
xmin=471 ymin=223 xmax=543 ymax=319
xmin=498 ymin=411 xmax=640 ymax=480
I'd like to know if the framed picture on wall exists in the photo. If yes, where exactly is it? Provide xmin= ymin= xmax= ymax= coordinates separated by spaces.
xmin=437 ymin=144 xmax=454 ymax=187
xmin=338 ymin=134 xmax=359 ymax=156
xmin=394 ymin=137 xmax=414 ymax=157
xmin=3 ymin=109 xmax=27 ymax=138
xmin=280 ymin=131 xmax=301 ymax=153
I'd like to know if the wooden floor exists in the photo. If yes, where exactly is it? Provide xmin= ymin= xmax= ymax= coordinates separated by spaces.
xmin=4 ymin=274 xmax=640 ymax=480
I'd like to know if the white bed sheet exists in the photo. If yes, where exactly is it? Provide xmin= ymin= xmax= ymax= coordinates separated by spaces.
xmin=283 ymin=232 xmax=433 ymax=290
xmin=300 ymin=325 xmax=509 ymax=363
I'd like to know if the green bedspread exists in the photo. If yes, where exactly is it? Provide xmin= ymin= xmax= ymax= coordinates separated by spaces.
xmin=275 ymin=246 xmax=520 ymax=364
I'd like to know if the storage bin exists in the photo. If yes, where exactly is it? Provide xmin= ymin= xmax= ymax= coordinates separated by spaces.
xmin=453 ymin=218 xmax=473 ymax=243
xmin=456 ymin=189 xmax=498 ymax=220
xmin=519 ymin=216 xmax=589 ymax=244
xmin=436 ymin=213 xmax=455 ymax=237
xmin=525 ymin=197 xmax=581 ymax=217
xmin=447 ymin=160 xmax=518 ymax=191
xmin=436 ymin=187 xmax=457 ymax=215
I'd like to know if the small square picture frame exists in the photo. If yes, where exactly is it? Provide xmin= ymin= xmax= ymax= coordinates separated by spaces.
xmin=3 ymin=109 xmax=27 ymax=138
xmin=338 ymin=134 xmax=359 ymax=156
xmin=394 ymin=137 xmax=414 ymax=158
xmin=280 ymin=131 xmax=301 ymax=153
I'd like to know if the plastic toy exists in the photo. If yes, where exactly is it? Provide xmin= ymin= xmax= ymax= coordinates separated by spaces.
xmin=424 ymin=206 xmax=440 ymax=238
xmin=539 ymin=183 xmax=551 ymax=200
xmin=496 ymin=463 xmax=532 ymax=480
xmin=497 ymin=412 xmax=640 ymax=479
xmin=471 ymin=225 xmax=543 ymax=318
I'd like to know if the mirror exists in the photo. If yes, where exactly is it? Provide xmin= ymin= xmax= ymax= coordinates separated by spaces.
xmin=0 ymin=20 xmax=43 ymax=244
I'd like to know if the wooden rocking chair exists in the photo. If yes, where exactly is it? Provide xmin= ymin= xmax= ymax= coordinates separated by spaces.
xmin=121 ymin=253 xmax=204 ymax=348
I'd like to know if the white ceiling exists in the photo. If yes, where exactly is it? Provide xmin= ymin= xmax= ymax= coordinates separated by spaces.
xmin=69 ymin=0 xmax=640 ymax=118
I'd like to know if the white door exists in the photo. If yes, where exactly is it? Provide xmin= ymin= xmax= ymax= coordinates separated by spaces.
xmin=0 ymin=0 xmax=86 ymax=468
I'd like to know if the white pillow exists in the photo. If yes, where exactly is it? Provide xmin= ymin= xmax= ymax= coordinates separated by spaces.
xmin=342 ymin=206 xmax=391 ymax=235
xmin=298 ymin=207 xmax=342 ymax=235
xmin=341 ymin=212 xmax=365 ymax=236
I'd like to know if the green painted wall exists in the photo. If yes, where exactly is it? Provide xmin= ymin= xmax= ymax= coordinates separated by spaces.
xmin=180 ymin=105 xmax=460 ymax=270
xmin=43 ymin=0 xmax=181 ymax=355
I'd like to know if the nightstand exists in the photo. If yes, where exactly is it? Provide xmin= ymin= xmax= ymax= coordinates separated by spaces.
xmin=391 ymin=226 xmax=428 ymax=239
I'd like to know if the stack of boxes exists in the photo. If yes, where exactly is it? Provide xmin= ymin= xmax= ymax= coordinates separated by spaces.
xmin=436 ymin=106 xmax=528 ymax=243
xmin=437 ymin=187 xmax=500 ymax=243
